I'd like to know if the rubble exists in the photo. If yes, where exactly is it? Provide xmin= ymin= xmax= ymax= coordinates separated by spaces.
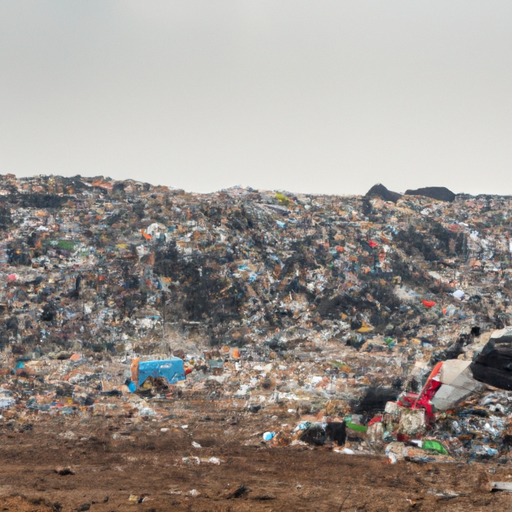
xmin=1 ymin=173 xmax=512 ymax=465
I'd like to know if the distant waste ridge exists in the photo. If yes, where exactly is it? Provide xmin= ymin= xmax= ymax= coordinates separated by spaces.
xmin=0 ymin=172 xmax=510 ymax=359
xmin=365 ymin=184 xmax=456 ymax=203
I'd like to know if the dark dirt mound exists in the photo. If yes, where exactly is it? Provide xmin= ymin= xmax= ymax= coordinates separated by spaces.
xmin=405 ymin=186 xmax=456 ymax=202
xmin=365 ymin=183 xmax=403 ymax=203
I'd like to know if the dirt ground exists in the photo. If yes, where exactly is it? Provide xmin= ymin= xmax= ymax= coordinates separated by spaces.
xmin=1 ymin=399 xmax=511 ymax=512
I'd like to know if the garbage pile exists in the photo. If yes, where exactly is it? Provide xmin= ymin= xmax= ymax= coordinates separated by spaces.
xmin=260 ymin=328 xmax=512 ymax=462
xmin=1 ymin=173 xmax=512 ymax=461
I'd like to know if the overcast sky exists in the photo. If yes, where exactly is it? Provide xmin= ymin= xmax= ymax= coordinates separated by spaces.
xmin=1 ymin=1 xmax=511 ymax=196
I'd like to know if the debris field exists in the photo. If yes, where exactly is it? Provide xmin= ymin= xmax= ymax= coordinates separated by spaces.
xmin=2 ymin=174 xmax=512 ymax=510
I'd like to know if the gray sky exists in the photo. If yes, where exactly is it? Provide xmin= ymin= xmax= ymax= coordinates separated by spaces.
xmin=1 ymin=1 xmax=511 ymax=196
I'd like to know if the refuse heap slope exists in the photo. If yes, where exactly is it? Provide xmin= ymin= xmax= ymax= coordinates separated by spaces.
xmin=0 ymin=173 xmax=510 ymax=357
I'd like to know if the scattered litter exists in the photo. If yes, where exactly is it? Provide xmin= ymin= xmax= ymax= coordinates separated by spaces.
xmin=491 ymin=482 xmax=512 ymax=492
xmin=1 ymin=174 xmax=512 ymax=470
xmin=55 ymin=467 xmax=75 ymax=476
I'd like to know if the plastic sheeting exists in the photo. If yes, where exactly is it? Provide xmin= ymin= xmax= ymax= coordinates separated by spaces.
xmin=131 ymin=357 xmax=186 ymax=388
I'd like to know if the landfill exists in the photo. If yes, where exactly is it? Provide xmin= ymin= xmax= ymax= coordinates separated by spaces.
xmin=2 ymin=174 xmax=512 ymax=510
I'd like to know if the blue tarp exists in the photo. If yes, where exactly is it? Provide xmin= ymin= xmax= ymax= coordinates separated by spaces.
xmin=136 ymin=358 xmax=186 ymax=387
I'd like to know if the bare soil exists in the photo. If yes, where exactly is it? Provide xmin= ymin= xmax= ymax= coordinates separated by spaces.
xmin=0 ymin=399 xmax=510 ymax=512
